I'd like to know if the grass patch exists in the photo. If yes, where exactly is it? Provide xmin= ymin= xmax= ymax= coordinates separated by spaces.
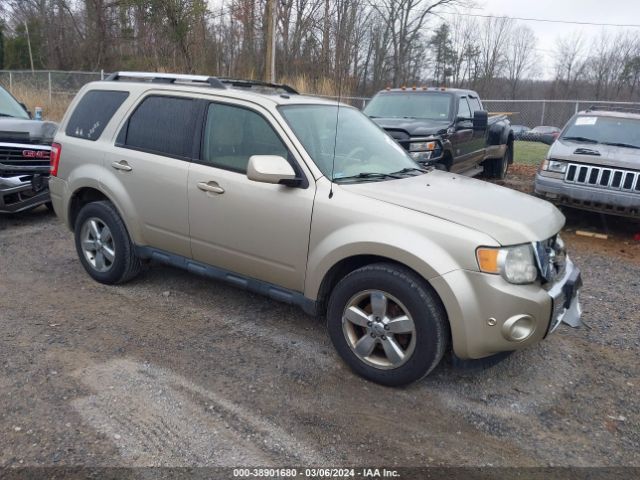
xmin=514 ymin=141 xmax=550 ymax=166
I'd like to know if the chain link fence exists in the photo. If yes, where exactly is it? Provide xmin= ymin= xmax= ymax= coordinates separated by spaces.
xmin=2 ymin=70 xmax=639 ymax=128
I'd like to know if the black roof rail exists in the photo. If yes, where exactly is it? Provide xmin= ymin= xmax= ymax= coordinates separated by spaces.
xmin=218 ymin=78 xmax=299 ymax=94
xmin=105 ymin=71 xmax=226 ymax=89
xmin=586 ymin=105 xmax=640 ymax=115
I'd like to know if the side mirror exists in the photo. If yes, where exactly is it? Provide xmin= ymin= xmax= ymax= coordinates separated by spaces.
xmin=473 ymin=110 xmax=488 ymax=130
xmin=247 ymin=155 xmax=299 ymax=186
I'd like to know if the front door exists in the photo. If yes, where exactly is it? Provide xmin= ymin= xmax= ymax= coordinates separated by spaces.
xmin=450 ymin=96 xmax=476 ymax=173
xmin=188 ymin=101 xmax=315 ymax=291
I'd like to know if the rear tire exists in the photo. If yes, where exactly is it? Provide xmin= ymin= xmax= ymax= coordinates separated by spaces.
xmin=327 ymin=263 xmax=448 ymax=386
xmin=74 ymin=201 xmax=142 ymax=285
xmin=484 ymin=144 xmax=511 ymax=179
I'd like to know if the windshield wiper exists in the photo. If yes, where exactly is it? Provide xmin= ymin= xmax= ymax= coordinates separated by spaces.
xmin=601 ymin=141 xmax=640 ymax=150
xmin=334 ymin=172 xmax=403 ymax=183
xmin=561 ymin=136 xmax=598 ymax=143
xmin=0 ymin=113 xmax=17 ymax=118
xmin=390 ymin=167 xmax=430 ymax=176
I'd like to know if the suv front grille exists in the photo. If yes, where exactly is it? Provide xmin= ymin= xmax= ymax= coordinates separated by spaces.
xmin=565 ymin=163 xmax=640 ymax=193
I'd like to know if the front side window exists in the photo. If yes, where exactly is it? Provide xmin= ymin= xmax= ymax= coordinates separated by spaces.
xmin=469 ymin=97 xmax=482 ymax=113
xmin=458 ymin=98 xmax=472 ymax=119
xmin=123 ymin=96 xmax=197 ymax=158
xmin=66 ymin=90 xmax=129 ymax=141
xmin=201 ymin=103 xmax=288 ymax=173
xmin=280 ymin=104 xmax=418 ymax=181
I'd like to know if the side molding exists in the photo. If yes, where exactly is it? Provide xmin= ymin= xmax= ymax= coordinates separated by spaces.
xmin=136 ymin=246 xmax=318 ymax=316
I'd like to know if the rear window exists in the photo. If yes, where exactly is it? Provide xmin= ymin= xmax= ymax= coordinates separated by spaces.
xmin=122 ymin=96 xmax=197 ymax=158
xmin=66 ymin=90 xmax=129 ymax=141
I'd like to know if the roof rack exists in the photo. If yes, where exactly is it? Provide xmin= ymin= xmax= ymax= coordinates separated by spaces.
xmin=586 ymin=105 xmax=640 ymax=115
xmin=218 ymin=78 xmax=299 ymax=95
xmin=105 ymin=71 xmax=226 ymax=89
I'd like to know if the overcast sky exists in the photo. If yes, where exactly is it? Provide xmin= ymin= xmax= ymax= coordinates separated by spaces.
xmin=449 ymin=0 xmax=640 ymax=78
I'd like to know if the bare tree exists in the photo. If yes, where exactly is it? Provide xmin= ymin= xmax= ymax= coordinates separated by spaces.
xmin=504 ymin=24 xmax=537 ymax=99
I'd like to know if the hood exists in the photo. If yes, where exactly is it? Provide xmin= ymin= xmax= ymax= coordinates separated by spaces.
xmin=370 ymin=117 xmax=451 ymax=137
xmin=0 ymin=118 xmax=58 ymax=144
xmin=341 ymin=171 xmax=565 ymax=245
xmin=550 ymin=139 xmax=640 ymax=170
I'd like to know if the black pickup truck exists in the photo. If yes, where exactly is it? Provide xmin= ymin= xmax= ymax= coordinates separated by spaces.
xmin=364 ymin=87 xmax=514 ymax=178
xmin=0 ymin=85 xmax=56 ymax=213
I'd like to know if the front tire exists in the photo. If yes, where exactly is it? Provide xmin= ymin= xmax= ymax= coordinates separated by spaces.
xmin=74 ymin=201 xmax=142 ymax=285
xmin=327 ymin=263 xmax=448 ymax=386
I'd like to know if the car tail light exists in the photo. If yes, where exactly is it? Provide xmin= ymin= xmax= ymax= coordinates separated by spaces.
xmin=50 ymin=143 xmax=62 ymax=176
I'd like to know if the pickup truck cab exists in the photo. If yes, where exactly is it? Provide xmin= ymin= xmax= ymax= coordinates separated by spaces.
xmin=50 ymin=72 xmax=581 ymax=386
xmin=364 ymin=87 xmax=514 ymax=179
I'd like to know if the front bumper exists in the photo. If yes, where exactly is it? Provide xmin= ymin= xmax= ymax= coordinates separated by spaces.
xmin=0 ymin=174 xmax=50 ymax=213
xmin=430 ymin=257 xmax=582 ymax=360
xmin=535 ymin=173 xmax=640 ymax=217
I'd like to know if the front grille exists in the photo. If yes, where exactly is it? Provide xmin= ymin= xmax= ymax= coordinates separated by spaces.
xmin=565 ymin=163 xmax=640 ymax=193
xmin=0 ymin=145 xmax=51 ymax=176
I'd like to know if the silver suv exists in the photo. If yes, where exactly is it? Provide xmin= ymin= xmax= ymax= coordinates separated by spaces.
xmin=49 ymin=72 xmax=582 ymax=386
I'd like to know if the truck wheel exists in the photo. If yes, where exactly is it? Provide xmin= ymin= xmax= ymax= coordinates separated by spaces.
xmin=74 ymin=201 xmax=142 ymax=285
xmin=327 ymin=263 xmax=448 ymax=386
xmin=485 ymin=145 xmax=511 ymax=179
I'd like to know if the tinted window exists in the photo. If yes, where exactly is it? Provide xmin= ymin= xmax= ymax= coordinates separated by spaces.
xmin=124 ymin=96 xmax=196 ymax=158
xmin=468 ymin=97 xmax=482 ymax=113
xmin=458 ymin=98 xmax=471 ymax=118
xmin=66 ymin=90 xmax=128 ymax=141
xmin=202 ymin=103 xmax=288 ymax=172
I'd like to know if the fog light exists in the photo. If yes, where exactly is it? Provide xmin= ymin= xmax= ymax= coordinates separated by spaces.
xmin=501 ymin=314 xmax=535 ymax=342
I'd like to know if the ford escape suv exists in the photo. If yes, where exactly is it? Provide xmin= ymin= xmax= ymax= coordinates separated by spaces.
xmin=49 ymin=72 xmax=582 ymax=386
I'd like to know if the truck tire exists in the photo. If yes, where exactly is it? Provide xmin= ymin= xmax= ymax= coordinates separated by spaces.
xmin=484 ymin=144 xmax=511 ymax=179
xmin=327 ymin=263 xmax=448 ymax=386
xmin=74 ymin=201 xmax=142 ymax=285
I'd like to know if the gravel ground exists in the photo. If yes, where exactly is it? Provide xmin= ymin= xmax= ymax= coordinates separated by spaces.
xmin=0 ymin=201 xmax=639 ymax=468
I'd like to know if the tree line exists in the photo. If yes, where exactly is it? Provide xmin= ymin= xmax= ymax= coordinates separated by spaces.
xmin=2 ymin=0 xmax=640 ymax=100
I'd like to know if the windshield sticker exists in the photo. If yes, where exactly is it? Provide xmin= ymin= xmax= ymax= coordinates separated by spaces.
xmin=576 ymin=117 xmax=597 ymax=126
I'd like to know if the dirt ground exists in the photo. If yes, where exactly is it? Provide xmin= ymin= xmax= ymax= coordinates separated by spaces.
xmin=1 ymin=184 xmax=639 ymax=468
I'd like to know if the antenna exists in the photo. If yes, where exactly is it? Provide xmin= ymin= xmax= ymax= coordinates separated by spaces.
xmin=329 ymin=71 xmax=343 ymax=199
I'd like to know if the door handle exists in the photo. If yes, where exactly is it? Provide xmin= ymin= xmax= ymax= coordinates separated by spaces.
xmin=197 ymin=181 xmax=225 ymax=194
xmin=111 ymin=160 xmax=132 ymax=172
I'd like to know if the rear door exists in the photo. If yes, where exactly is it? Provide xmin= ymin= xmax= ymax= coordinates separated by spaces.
xmin=187 ymin=100 xmax=315 ymax=291
xmin=110 ymin=94 xmax=198 ymax=257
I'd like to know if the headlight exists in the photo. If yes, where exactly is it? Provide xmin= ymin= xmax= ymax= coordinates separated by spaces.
xmin=409 ymin=141 xmax=437 ymax=152
xmin=476 ymin=244 xmax=538 ymax=284
xmin=410 ymin=151 xmax=433 ymax=162
xmin=540 ymin=159 xmax=567 ymax=173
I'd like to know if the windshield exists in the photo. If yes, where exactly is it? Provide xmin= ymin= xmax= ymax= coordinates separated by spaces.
xmin=363 ymin=92 xmax=452 ymax=120
xmin=561 ymin=115 xmax=640 ymax=148
xmin=0 ymin=87 xmax=30 ymax=119
xmin=279 ymin=104 xmax=420 ymax=181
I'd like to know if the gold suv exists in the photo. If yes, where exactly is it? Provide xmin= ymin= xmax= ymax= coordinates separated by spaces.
xmin=49 ymin=72 xmax=582 ymax=386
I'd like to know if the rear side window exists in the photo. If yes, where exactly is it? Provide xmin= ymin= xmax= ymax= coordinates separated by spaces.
xmin=123 ymin=96 xmax=197 ymax=158
xmin=66 ymin=90 xmax=128 ymax=141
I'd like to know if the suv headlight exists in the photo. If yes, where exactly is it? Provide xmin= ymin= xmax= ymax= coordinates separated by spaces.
xmin=476 ymin=244 xmax=538 ymax=284
xmin=540 ymin=159 xmax=568 ymax=173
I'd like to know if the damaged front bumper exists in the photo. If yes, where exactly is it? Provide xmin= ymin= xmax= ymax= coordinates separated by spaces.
xmin=546 ymin=257 xmax=583 ymax=335
xmin=0 ymin=172 xmax=50 ymax=213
